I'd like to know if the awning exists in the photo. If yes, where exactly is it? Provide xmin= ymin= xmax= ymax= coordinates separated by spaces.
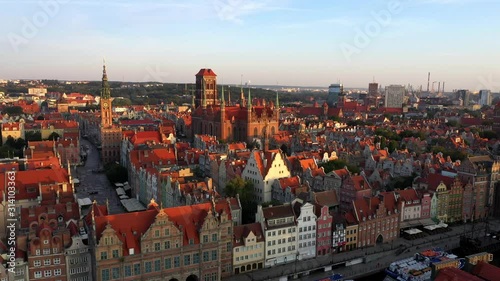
xmin=405 ymin=229 xmax=423 ymax=235
xmin=400 ymin=218 xmax=437 ymax=229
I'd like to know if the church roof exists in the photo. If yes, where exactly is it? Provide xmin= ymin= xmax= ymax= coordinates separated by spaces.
xmin=196 ymin=68 xmax=217 ymax=76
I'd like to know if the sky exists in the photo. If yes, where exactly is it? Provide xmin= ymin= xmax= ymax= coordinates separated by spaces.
xmin=0 ymin=0 xmax=499 ymax=91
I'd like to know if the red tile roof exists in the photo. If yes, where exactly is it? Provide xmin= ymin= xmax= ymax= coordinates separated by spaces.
xmin=196 ymin=68 xmax=217 ymax=76
xmin=233 ymin=223 xmax=264 ymax=247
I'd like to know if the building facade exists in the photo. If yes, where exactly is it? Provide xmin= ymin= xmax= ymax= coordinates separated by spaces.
xmin=384 ymin=85 xmax=405 ymax=108
xmin=256 ymin=204 xmax=298 ymax=267
xmin=315 ymin=204 xmax=332 ymax=256
xmin=294 ymin=201 xmax=317 ymax=260
xmin=99 ymin=64 xmax=121 ymax=165
xmin=232 ymin=223 xmax=265 ymax=275
xmin=191 ymin=69 xmax=280 ymax=143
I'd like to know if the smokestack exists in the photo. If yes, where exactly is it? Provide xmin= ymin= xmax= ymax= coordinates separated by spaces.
xmin=442 ymin=82 xmax=445 ymax=93
xmin=438 ymin=82 xmax=441 ymax=94
xmin=427 ymin=72 xmax=430 ymax=92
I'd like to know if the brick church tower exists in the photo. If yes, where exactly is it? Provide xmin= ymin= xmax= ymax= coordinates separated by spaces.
xmin=99 ymin=63 xmax=121 ymax=164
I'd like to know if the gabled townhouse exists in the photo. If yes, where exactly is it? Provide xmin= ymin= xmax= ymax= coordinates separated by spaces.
xmin=271 ymin=176 xmax=308 ymax=204
xmin=344 ymin=212 xmax=359 ymax=251
xmin=339 ymin=174 xmax=372 ymax=213
xmin=303 ymin=167 xmax=326 ymax=191
xmin=353 ymin=193 xmax=399 ymax=248
xmin=420 ymin=192 xmax=432 ymax=219
xmin=396 ymin=188 xmax=424 ymax=229
xmin=323 ymin=168 xmax=350 ymax=193
xmin=332 ymin=214 xmax=347 ymax=253
xmin=242 ymin=150 xmax=291 ymax=203
xmin=90 ymin=199 xmax=234 ymax=281
xmin=314 ymin=204 xmax=332 ymax=256
xmin=233 ymin=223 xmax=265 ymax=275
xmin=292 ymin=200 xmax=317 ymax=260
xmin=64 ymin=220 xmax=92 ymax=281
xmin=256 ymin=204 xmax=297 ymax=267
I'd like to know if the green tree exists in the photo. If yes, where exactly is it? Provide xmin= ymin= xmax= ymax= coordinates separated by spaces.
xmin=104 ymin=163 xmax=128 ymax=184
xmin=112 ymin=98 xmax=132 ymax=106
xmin=224 ymin=177 xmax=256 ymax=224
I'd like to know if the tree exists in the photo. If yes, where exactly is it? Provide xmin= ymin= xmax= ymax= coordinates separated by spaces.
xmin=112 ymin=98 xmax=132 ymax=107
xmin=47 ymin=132 xmax=60 ymax=141
xmin=104 ymin=163 xmax=128 ymax=184
xmin=224 ymin=177 xmax=256 ymax=224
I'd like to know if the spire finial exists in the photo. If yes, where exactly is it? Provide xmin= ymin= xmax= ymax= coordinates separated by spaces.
xmin=221 ymin=85 xmax=225 ymax=106
xmin=275 ymin=90 xmax=279 ymax=109
xmin=247 ymin=87 xmax=252 ymax=108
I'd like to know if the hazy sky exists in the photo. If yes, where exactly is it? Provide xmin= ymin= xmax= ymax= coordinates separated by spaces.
xmin=1 ymin=0 xmax=499 ymax=91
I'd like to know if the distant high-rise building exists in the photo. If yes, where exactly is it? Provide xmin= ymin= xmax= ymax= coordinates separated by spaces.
xmin=327 ymin=84 xmax=343 ymax=107
xmin=480 ymin=90 xmax=492 ymax=106
xmin=384 ymin=85 xmax=405 ymax=108
xmin=368 ymin=82 xmax=378 ymax=97
xmin=457 ymin=89 xmax=471 ymax=107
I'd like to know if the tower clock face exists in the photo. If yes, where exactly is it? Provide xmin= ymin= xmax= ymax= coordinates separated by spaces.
xmin=103 ymin=102 xmax=108 ymax=108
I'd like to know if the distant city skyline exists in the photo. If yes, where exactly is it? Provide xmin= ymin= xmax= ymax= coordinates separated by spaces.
xmin=1 ymin=0 xmax=499 ymax=91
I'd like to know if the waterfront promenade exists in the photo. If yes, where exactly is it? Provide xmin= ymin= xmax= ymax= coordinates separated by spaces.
xmin=226 ymin=220 xmax=500 ymax=281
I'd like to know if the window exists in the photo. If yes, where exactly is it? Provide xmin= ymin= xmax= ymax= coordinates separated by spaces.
xmin=44 ymin=270 xmax=52 ymax=277
xmin=184 ymin=255 xmax=191 ymax=266
xmin=112 ymin=249 xmax=119 ymax=258
xmin=35 ymin=249 xmax=40 ymax=256
xmin=102 ymin=269 xmax=110 ymax=281
xmin=112 ymin=267 xmax=119 ymax=279
xmin=53 ymin=258 xmax=60 ymax=265
xmin=44 ymin=259 xmax=51 ymax=266
xmin=101 ymin=252 xmax=108 ymax=260
xmin=164 ymin=258 xmax=171 ymax=269
xmin=227 ymin=242 xmax=232 ymax=252
xmin=154 ymin=243 xmax=161 ymax=251
xmin=164 ymin=241 xmax=170 ymax=249
xmin=154 ymin=259 xmax=161 ymax=271
xmin=211 ymin=250 xmax=218 ymax=260
xmin=124 ymin=265 xmax=132 ymax=277
xmin=193 ymin=253 xmax=200 ymax=264
xmin=164 ymin=228 xmax=170 ymax=236
xmin=133 ymin=263 xmax=141 ymax=275
xmin=43 ymin=249 xmax=50 ymax=255
xmin=34 ymin=272 xmax=42 ymax=278
xmin=145 ymin=261 xmax=152 ymax=273
xmin=212 ymin=233 xmax=218 ymax=242
xmin=174 ymin=256 xmax=180 ymax=268
xmin=203 ymin=251 xmax=209 ymax=262
xmin=34 ymin=260 xmax=41 ymax=267
xmin=155 ymin=230 xmax=160 ymax=237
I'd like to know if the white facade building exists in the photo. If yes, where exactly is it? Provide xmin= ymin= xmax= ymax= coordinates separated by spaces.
xmin=256 ymin=204 xmax=298 ymax=267
xmin=294 ymin=201 xmax=317 ymax=260
xmin=242 ymin=150 xmax=291 ymax=203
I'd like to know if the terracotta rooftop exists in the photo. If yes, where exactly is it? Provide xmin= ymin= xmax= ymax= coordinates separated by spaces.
xmin=233 ymin=222 xmax=264 ymax=247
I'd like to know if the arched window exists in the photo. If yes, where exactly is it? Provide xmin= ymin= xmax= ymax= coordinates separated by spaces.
xmin=253 ymin=128 xmax=258 ymax=137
